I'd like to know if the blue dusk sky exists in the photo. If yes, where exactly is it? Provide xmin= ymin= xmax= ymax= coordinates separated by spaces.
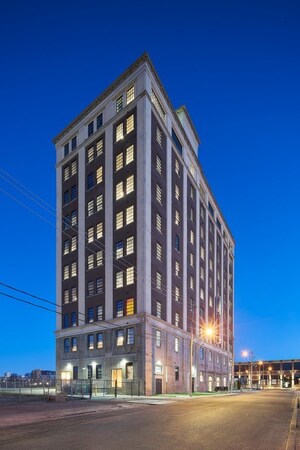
xmin=0 ymin=0 xmax=299 ymax=374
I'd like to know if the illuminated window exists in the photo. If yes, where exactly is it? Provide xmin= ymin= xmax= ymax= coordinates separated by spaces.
xmin=116 ymin=153 xmax=123 ymax=171
xmin=71 ymin=236 xmax=77 ymax=252
xmin=175 ymin=184 xmax=180 ymax=200
xmin=71 ymin=312 xmax=77 ymax=327
xmin=200 ymin=225 xmax=204 ymax=239
xmin=64 ymin=166 xmax=70 ymax=181
xmin=151 ymin=90 xmax=166 ymax=122
xmin=126 ymin=86 xmax=135 ymax=104
xmin=209 ymin=259 xmax=213 ymax=271
xmin=200 ymin=288 xmax=204 ymax=300
xmin=126 ymin=205 xmax=134 ymax=224
xmin=157 ymin=301 xmax=161 ymax=319
xmin=64 ymin=290 xmax=69 ymax=304
xmin=96 ymin=222 xmax=103 ymax=239
xmin=97 ymin=333 xmax=103 ymax=349
xmin=71 ymin=287 xmax=77 ymax=302
xmin=156 ymin=184 xmax=162 ymax=204
xmin=71 ymin=262 xmax=77 ymax=277
xmin=116 ymin=181 xmax=124 ymax=200
xmin=126 ymin=297 xmax=134 ymax=315
xmin=116 ymin=271 xmax=123 ymax=288
xmin=209 ymin=296 xmax=213 ymax=307
xmin=201 ymin=246 xmax=205 ymax=260
xmin=96 ymin=250 xmax=103 ymax=267
xmin=88 ymin=334 xmax=94 ymax=350
xmin=116 ymin=95 xmax=123 ymax=113
xmin=116 ymin=241 xmax=123 ymax=259
xmin=190 ymin=253 xmax=194 ymax=267
xmin=87 ymin=200 xmax=94 ymax=217
xmin=116 ymin=123 xmax=124 ymax=141
xmin=87 ymin=227 xmax=94 ymax=243
xmin=156 ymin=242 xmax=162 ymax=261
xmin=63 ymin=240 xmax=69 ymax=255
xmin=190 ymin=185 xmax=194 ymax=199
xmin=97 ymin=305 xmax=103 ymax=321
xmin=96 ymin=278 xmax=103 ymax=294
xmin=126 ymin=267 xmax=134 ymax=285
xmin=156 ymin=155 xmax=162 ymax=174
xmin=116 ymin=211 xmax=124 ymax=230
xmin=175 ymin=366 xmax=179 ymax=381
xmin=156 ymin=330 xmax=161 ymax=347
xmin=87 ymin=254 xmax=94 ymax=270
xmin=126 ymin=145 xmax=134 ymax=165
xmin=190 ymin=208 xmax=194 ymax=222
xmin=175 ymin=261 xmax=180 ymax=277
xmin=156 ymin=272 xmax=162 ymax=290
xmin=190 ymin=230 xmax=194 ymax=245
xmin=87 ymin=147 xmax=94 ymax=163
xmin=156 ymin=213 xmax=162 ymax=232
xmin=201 ymin=266 xmax=204 ymax=279
xmin=175 ymin=337 xmax=179 ymax=352
xmin=126 ymin=114 xmax=134 ymax=134
xmin=71 ymin=160 xmax=77 ymax=176
xmin=116 ymin=300 xmax=123 ymax=317
xmin=190 ymin=276 xmax=194 ymax=290
xmin=126 ymin=175 xmax=134 ymax=195
xmin=127 ymin=327 xmax=135 ymax=344
xmin=88 ymin=307 xmax=94 ymax=322
xmin=96 ymin=194 xmax=103 ymax=211
xmin=175 ymin=210 xmax=180 ymax=226
xmin=175 ymin=159 xmax=180 ymax=176
xmin=126 ymin=236 xmax=134 ymax=255
xmin=175 ymin=313 xmax=179 ymax=327
xmin=200 ymin=371 xmax=204 ymax=382
xmin=87 ymin=281 xmax=94 ymax=297
xmin=71 ymin=337 xmax=77 ymax=352
xmin=156 ymin=127 xmax=162 ymax=146
xmin=209 ymin=276 xmax=213 ymax=288
xmin=175 ymin=286 xmax=179 ymax=302
xmin=96 ymin=167 xmax=103 ymax=184
xmin=116 ymin=329 xmax=124 ymax=346
xmin=96 ymin=139 xmax=103 ymax=156
xmin=71 ymin=210 xmax=77 ymax=226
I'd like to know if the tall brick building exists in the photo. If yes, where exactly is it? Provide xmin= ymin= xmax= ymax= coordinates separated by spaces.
xmin=53 ymin=53 xmax=234 ymax=395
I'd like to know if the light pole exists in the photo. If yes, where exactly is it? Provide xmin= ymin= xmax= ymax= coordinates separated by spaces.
xmin=242 ymin=350 xmax=254 ymax=391
xmin=258 ymin=361 xmax=263 ymax=389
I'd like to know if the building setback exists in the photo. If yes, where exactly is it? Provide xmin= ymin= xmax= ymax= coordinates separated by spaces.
xmin=53 ymin=53 xmax=235 ymax=395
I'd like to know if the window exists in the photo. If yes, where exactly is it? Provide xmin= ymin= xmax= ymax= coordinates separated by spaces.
xmin=156 ymin=213 xmax=162 ymax=232
xmin=96 ymin=167 xmax=103 ymax=184
xmin=64 ymin=338 xmax=70 ymax=353
xmin=126 ymin=267 xmax=134 ymax=285
xmin=116 ymin=152 xmax=123 ymax=171
xmin=175 ymin=184 xmax=180 ymax=200
xmin=175 ymin=366 xmax=179 ymax=381
xmin=209 ymin=276 xmax=213 ymax=288
xmin=96 ymin=139 xmax=103 ymax=156
xmin=64 ymin=190 xmax=69 ymax=205
xmin=175 ymin=286 xmax=180 ymax=302
xmin=126 ymin=205 xmax=134 ymax=224
xmin=200 ymin=205 xmax=205 ymax=220
xmin=71 ymin=337 xmax=77 ymax=352
xmin=200 ymin=246 xmax=205 ymax=260
xmin=97 ymin=333 xmax=103 ymax=349
xmin=156 ymin=242 xmax=162 ymax=261
xmin=209 ymin=350 xmax=212 ymax=362
xmin=126 ymin=115 xmax=134 ymax=133
xmin=200 ymin=347 xmax=204 ymax=360
xmin=190 ymin=208 xmax=194 ymax=222
xmin=97 ymin=113 xmax=103 ymax=129
xmin=126 ymin=362 xmax=133 ymax=380
xmin=96 ymin=364 xmax=102 ymax=379
xmin=116 ymin=211 xmax=123 ymax=230
xmin=87 ymin=365 xmax=93 ymax=379
xmin=175 ymin=235 xmax=180 ymax=251
xmin=190 ymin=253 xmax=194 ymax=267
xmin=87 ymin=280 xmax=94 ymax=297
xmin=156 ymin=184 xmax=162 ymax=204
xmin=156 ymin=330 xmax=161 ymax=347
xmin=200 ymin=371 xmax=204 ymax=382
xmin=172 ymin=128 xmax=182 ymax=154
xmin=156 ymin=301 xmax=161 ymax=319
xmin=190 ymin=185 xmax=194 ymax=199
xmin=127 ymin=327 xmax=135 ymax=345
xmin=96 ymin=250 xmax=103 ymax=266
xmin=71 ymin=136 xmax=77 ymax=150
xmin=71 ymin=210 xmax=77 ymax=227
xmin=190 ymin=230 xmax=194 ymax=245
xmin=116 ymin=123 xmax=124 ymax=141
xmin=71 ymin=287 xmax=77 ymax=302
xmin=155 ymin=364 xmax=163 ymax=374
xmin=175 ymin=159 xmax=180 ymax=176
xmin=64 ymin=143 xmax=69 ymax=157
xmin=64 ymin=265 xmax=69 ymax=280
xmin=71 ymin=185 xmax=77 ymax=201
xmin=175 ymin=337 xmax=179 ymax=353
xmin=126 ymin=175 xmax=134 ymax=195
xmin=88 ymin=334 xmax=94 ymax=350
xmin=175 ymin=210 xmax=180 ymax=226
xmin=151 ymin=90 xmax=166 ymax=122
xmin=116 ymin=329 xmax=124 ymax=346
xmin=156 ymin=272 xmax=162 ymax=290
xmin=96 ymin=194 xmax=103 ymax=211
xmin=201 ymin=266 xmax=204 ymax=279
xmin=209 ymin=259 xmax=213 ymax=271
xmin=126 ymin=297 xmax=134 ymax=315
xmin=116 ymin=271 xmax=123 ymax=289
xmin=126 ymin=85 xmax=135 ymax=104
xmin=200 ymin=287 xmax=204 ymax=300
xmin=156 ymin=155 xmax=162 ymax=174
xmin=71 ymin=160 xmax=77 ymax=176
xmin=116 ymin=181 xmax=124 ymax=200
xmin=126 ymin=236 xmax=134 ymax=255
xmin=97 ymin=305 xmax=103 ymax=321
xmin=175 ymin=261 xmax=180 ymax=277
xmin=175 ymin=313 xmax=179 ymax=327
xmin=63 ymin=240 xmax=69 ymax=255
xmin=209 ymin=295 xmax=213 ymax=307
xmin=96 ymin=222 xmax=103 ymax=239
xmin=87 ymin=200 xmax=94 ymax=217
xmin=63 ymin=314 xmax=69 ymax=328
xmin=126 ymin=145 xmax=134 ymax=165
xmin=88 ymin=227 xmax=94 ymax=243
xmin=87 ymin=254 xmax=94 ymax=270
xmin=96 ymin=278 xmax=103 ymax=294
xmin=190 ymin=276 xmax=194 ymax=290
xmin=87 ymin=173 xmax=94 ymax=190
xmin=156 ymin=127 xmax=162 ymax=146
xmin=116 ymin=241 xmax=123 ymax=259
xmin=64 ymin=290 xmax=69 ymax=304
xmin=200 ymin=225 xmax=204 ymax=239
xmin=88 ymin=307 xmax=94 ymax=323
xmin=208 ymin=202 xmax=214 ymax=217
xmin=88 ymin=121 xmax=94 ymax=136
xmin=116 ymin=299 xmax=123 ymax=317
xmin=116 ymin=95 xmax=123 ymax=113
xmin=64 ymin=166 xmax=70 ymax=181
xmin=71 ymin=312 xmax=77 ymax=326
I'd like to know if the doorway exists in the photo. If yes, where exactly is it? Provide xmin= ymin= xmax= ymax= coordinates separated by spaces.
xmin=156 ymin=378 xmax=162 ymax=394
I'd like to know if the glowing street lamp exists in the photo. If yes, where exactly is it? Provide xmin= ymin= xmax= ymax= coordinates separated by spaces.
xmin=242 ymin=350 xmax=254 ymax=391
xmin=190 ymin=325 xmax=215 ymax=396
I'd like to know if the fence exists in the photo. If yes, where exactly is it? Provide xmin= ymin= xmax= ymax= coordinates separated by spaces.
xmin=0 ymin=378 xmax=141 ymax=399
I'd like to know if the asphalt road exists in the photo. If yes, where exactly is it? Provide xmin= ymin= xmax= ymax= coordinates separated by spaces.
xmin=0 ymin=390 xmax=295 ymax=450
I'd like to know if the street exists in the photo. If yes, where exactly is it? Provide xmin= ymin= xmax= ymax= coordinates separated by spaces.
xmin=0 ymin=390 xmax=296 ymax=450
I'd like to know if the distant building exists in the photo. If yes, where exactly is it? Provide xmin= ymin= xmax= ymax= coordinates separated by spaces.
xmin=54 ymin=53 xmax=235 ymax=395
xmin=234 ymin=359 xmax=300 ymax=388
xmin=31 ymin=369 xmax=56 ymax=380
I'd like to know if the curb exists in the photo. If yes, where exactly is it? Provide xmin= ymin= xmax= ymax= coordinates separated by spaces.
xmin=286 ymin=393 xmax=299 ymax=450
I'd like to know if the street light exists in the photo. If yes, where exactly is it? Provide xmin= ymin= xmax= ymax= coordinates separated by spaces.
xmin=268 ymin=366 xmax=272 ymax=387
xmin=242 ymin=350 xmax=254 ymax=391
xmin=190 ymin=326 xmax=215 ymax=396
xmin=258 ymin=361 xmax=264 ymax=389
